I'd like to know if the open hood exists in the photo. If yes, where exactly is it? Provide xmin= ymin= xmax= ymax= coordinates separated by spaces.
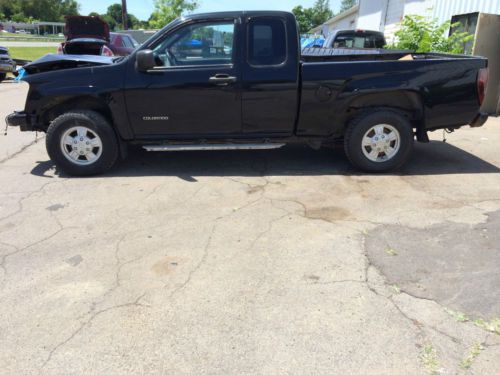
xmin=23 ymin=54 xmax=114 ymax=74
xmin=64 ymin=16 xmax=110 ymax=42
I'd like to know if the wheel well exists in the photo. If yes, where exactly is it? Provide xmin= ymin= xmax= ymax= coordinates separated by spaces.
xmin=40 ymin=96 xmax=113 ymax=131
xmin=345 ymin=91 xmax=425 ymax=131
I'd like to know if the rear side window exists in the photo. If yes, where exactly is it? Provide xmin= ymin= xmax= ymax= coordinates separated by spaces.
xmin=122 ymin=36 xmax=135 ymax=48
xmin=248 ymin=18 xmax=286 ymax=66
xmin=333 ymin=33 xmax=385 ymax=49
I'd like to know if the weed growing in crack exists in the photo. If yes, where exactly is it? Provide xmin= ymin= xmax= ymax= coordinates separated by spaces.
xmin=385 ymin=247 xmax=398 ymax=256
xmin=474 ymin=318 xmax=500 ymax=334
xmin=444 ymin=308 xmax=470 ymax=323
xmin=420 ymin=344 xmax=440 ymax=375
xmin=460 ymin=342 xmax=484 ymax=369
xmin=390 ymin=284 xmax=401 ymax=294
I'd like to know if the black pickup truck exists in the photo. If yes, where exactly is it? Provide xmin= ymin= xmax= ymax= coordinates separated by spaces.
xmin=6 ymin=11 xmax=489 ymax=176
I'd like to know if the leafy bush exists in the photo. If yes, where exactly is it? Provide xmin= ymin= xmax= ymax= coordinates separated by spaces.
xmin=388 ymin=15 xmax=474 ymax=54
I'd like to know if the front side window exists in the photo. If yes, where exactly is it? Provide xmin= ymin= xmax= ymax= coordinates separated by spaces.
xmin=248 ymin=18 xmax=286 ymax=66
xmin=152 ymin=21 xmax=235 ymax=67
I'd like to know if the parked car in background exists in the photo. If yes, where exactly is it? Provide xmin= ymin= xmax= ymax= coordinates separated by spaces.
xmin=109 ymin=32 xmax=140 ymax=56
xmin=323 ymin=29 xmax=387 ymax=49
xmin=0 ymin=46 xmax=16 ymax=82
xmin=57 ymin=16 xmax=139 ymax=57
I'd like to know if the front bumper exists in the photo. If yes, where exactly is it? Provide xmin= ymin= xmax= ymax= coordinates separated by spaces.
xmin=470 ymin=112 xmax=489 ymax=128
xmin=5 ymin=111 xmax=35 ymax=132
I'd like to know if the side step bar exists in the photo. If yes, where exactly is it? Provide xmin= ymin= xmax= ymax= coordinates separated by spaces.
xmin=143 ymin=143 xmax=285 ymax=152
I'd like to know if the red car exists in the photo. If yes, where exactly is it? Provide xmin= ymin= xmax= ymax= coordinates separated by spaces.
xmin=58 ymin=16 xmax=139 ymax=57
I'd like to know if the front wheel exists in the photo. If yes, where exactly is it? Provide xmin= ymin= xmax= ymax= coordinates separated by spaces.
xmin=46 ymin=111 xmax=119 ymax=176
xmin=344 ymin=110 xmax=414 ymax=173
xmin=0 ymin=73 xmax=6 ymax=82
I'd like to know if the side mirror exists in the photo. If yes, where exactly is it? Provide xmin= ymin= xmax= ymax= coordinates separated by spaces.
xmin=136 ymin=50 xmax=155 ymax=72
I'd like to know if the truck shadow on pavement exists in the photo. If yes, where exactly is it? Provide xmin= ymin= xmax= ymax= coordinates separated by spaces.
xmin=31 ymin=140 xmax=500 ymax=178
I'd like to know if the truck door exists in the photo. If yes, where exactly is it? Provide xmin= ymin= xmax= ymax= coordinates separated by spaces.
xmin=125 ymin=18 xmax=241 ymax=137
xmin=241 ymin=15 xmax=300 ymax=135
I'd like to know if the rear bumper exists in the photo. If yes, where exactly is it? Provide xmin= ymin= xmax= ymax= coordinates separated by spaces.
xmin=5 ymin=111 xmax=35 ymax=132
xmin=470 ymin=112 xmax=489 ymax=128
xmin=0 ymin=62 xmax=15 ymax=73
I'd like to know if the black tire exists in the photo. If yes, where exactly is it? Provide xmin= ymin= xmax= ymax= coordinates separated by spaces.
xmin=0 ymin=73 xmax=6 ymax=82
xmin=46 ymin=111 xmax=119 ymax=176
xmin=344 ymin=109 xmax=414 ymax=173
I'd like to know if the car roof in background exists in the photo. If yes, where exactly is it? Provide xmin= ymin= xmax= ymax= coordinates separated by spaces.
xmin=332 ymin=29 xmax=385 ymax=36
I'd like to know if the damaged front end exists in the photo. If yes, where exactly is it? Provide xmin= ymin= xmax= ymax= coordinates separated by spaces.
xmin=22 ymin=54 xmax=115 ymax=75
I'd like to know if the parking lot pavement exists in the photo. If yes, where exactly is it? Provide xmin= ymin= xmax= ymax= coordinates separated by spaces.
xmin=0 ymin=80 xmax=38 ymax=162
xmin=0 ymin=83 xmax=499 ymax=374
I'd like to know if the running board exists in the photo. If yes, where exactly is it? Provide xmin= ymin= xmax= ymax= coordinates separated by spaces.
xmin=143 ymin=143 xmax=285 ymax=152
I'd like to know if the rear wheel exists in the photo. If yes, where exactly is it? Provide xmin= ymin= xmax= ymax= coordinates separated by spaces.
xmin=46 ymin=111 xmax=119 ymax=176
xmin=0 ymin=73 xmax=6 ymax=82
xmin=344 ymin=110 xmax=414 ymax=172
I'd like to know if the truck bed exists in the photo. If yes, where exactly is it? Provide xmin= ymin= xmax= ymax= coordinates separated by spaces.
xmin=297 ymin=49 xmax=488 ymax=137
xmin=301 ymin=47 xmax=481 ymax=62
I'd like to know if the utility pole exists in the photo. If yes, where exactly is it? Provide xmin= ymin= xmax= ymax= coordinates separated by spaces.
xmin=121 ymin=0 xmax=128 ymax=30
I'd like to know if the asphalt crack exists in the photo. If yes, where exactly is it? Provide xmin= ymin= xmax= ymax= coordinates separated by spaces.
xmin=40 ymin=293 xmax=148 ymax=370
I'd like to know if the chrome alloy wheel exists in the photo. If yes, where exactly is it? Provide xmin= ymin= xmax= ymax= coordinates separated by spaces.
xmin=60 ymin=126 xmax=103 ymax=165
xmin=361 ymin=124 xmax=401 ymax=163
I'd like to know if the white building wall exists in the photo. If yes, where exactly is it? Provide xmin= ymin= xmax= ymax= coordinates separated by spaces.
xmin=383 ymin=0 xmax=406 ymax=42
xmin=320 ymin=9 xmax=358 ymax=35
xmin=330 ymin=13 xmax=358 ymax=30
xmin=432 ymin=0 xmax=500 ymax=24
xmin=316 ymin=0 xmax=500 ymax=37
xmin=357 ymin=0 xmax=385 ymax=31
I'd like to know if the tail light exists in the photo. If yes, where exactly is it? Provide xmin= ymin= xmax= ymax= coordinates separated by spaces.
xmin=477 ymin=68 xmax=489 ymax=106
xmin=101 ymin=45 xmax=114 ymax=57
xmin=57 ymin=44 xmax=63 ymax=54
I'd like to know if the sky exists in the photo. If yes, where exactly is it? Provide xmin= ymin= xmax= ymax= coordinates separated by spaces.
xmin=80 ymin=0 xmax=343 ymax=21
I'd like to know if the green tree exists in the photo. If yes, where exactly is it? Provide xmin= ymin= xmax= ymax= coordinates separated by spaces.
xmin=0 ymin=0 xmax=23 ymax=21
xmin=106 ymin=3 xmax=123 ymax=25
xmin=340 ymin=0 xmax=357 ymax=12
xmin=89 ymin=4 xmax=143 ymax=31
xmin=0 ymin=0 xmax=79 ymax=22
xmin=292 ymin=0 xmax=333 ymax=33
xmin=389 ymin=15 xmax=474 ymax=54
xmin=292 ymin=6 xmax=315 ymax=33
xmin=311 ymin=0 xmax=333 ymax=28
xmin=148 ymin=0 xmax=198 ymax=29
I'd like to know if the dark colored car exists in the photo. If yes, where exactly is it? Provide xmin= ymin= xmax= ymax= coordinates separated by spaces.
xmin=0 ymin=46 xmax=16 ymax=82
xmin=57 ymin=16 xmax=139 ymax=57
xmin=323 ymin=29 xmax=387 ymax=49
xmin=7 ymin=11 xmax=489 ymax=176
xmin=109 ymin=32 xmax=140 ymax=56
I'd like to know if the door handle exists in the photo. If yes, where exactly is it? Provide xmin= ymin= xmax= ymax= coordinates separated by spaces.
xmin=209 ymin=74 xmax=237 ymax=86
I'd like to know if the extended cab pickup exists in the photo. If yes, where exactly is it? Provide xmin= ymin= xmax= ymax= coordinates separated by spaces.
xmin=6 ymin=11 xmax=489 ymax=176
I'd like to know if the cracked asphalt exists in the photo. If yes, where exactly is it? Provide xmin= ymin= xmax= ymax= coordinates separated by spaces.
xmin=1 ymin=83 xmax=499 ymax=374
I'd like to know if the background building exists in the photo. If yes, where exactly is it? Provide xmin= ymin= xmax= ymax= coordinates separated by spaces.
xmin=313 ymin=0 xmax=500 ymax=43
xmin=0 ymin=21 xmax=64 ymax=35
xmin=311 ymin=0 xmax=499 ymax=114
